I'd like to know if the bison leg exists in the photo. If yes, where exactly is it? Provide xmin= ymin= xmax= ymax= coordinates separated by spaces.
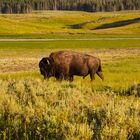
xmin=69 ymin=75 xmax=74 ymax=82
xmin=60 ymin=74 xmax=65 ymax=81
xmin=64 ymin=75 xmax=73 ymax=82
xmin=44 ymin=75 xmax=48 ymax=80
xmin=96 ymin=72 xmax=104 ymax=81
xmin=64 ymin=76 xmax=68 ymax=80
xmin=56 ymin=73 xmax=64 ymax=81
xmin=90 ymin=72 xmax=95 ymax=81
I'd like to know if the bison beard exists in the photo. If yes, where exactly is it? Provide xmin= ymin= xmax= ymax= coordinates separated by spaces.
xmin=39 ymin=51 xmax=104 ymax=81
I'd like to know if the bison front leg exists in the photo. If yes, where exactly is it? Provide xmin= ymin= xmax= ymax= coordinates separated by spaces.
xmin=55 ymin=73 xmax=64 ymax=81
xmin=44 ymin=74 xmax=49 ymax=80
xmin=69 ymin=75 xmax=74 ymax=82
xmin=64 ymin=75 xmax=69 ymax=81
xmin=59 ymin=73 xmax=64 ymax=81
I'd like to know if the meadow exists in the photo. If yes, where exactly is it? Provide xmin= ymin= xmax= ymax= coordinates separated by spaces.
xmin=0 ymin=10 xmax=140 ymax=38
xmin=0 ymin=11 xmax=140 ymax=139
xmin=0 ymin=39 xmax=140 ymax=139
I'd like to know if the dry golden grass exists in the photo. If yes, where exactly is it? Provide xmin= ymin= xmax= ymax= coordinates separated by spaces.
xmin=0 ymin=78 xmax=140 ymax=139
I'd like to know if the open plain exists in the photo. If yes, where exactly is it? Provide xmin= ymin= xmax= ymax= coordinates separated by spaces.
xmin=0 ymin=11 xmax=140 ymax=139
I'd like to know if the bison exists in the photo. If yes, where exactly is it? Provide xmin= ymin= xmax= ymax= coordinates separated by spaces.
xmin=39 ymin=51 xmax=104 ymax=81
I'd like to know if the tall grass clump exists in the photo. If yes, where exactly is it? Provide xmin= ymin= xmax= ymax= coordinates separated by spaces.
xmin=0 ymin=78 xmax=140 ymax=139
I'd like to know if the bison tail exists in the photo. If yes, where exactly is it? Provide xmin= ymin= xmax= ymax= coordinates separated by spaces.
xmin=96 ymin=63 xmax=104 ymax=81
xmin=98 ymin=62 xmax=102 ymax=72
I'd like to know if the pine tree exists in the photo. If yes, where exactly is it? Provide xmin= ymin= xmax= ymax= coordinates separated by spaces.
xmin=0 ymin=0 xmax=140 ymax=13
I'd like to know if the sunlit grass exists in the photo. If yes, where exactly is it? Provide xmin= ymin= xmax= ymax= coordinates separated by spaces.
xmin=0 ymin=10 xmax=140 ymax=38
xmin=0 ymin=29 xmax=140 ymax=138
xmin=0 ymin=56 xmax=140 ymax=93
xmin=0 ymin=78 xmax=140 ymax=139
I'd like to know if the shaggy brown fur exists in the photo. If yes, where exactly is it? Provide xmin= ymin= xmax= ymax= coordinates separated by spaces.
xmin=39 ymin=51 xmax=104 ymax=81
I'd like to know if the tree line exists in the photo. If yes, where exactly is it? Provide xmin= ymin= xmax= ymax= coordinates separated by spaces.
xmin=0 ymin=0 xmax=140 ymax=13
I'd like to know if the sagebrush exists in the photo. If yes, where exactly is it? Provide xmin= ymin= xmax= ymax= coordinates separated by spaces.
xmin=0 ymin=78 xmax=140 ymax=140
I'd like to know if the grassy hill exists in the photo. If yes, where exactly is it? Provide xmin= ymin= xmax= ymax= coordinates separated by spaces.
xmin=0 ymin=10 xmax=140 ymax=38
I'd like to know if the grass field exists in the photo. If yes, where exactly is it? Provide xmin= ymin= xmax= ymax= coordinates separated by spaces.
xmin=0 ymin=39 xmax=140 ymax=139
xmin=0 ymin=10 xmax=140 ymax=139
xmin=0 ymin=10 xmax=140 ymax=38
xmin=0 ymin=40 xmax=140 ymax=89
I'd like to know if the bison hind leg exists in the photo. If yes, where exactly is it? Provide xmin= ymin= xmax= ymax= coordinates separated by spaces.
xmin=83 ymin=76 xmax=86 ymax=79
xmin=90 ymin=72 xmax=95 ymax=81
xmin=64 ymin=75 xmax=73 ymax=82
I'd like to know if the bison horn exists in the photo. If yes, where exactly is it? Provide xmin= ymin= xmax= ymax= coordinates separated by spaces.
xmin=47 ymin=60 xmax=50 ymax=65
xmin=46 ymin=58 xmax=50 ymax=65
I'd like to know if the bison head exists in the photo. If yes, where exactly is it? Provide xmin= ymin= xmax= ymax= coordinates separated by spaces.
xmin=39 ymin=57 xmax=53 ymax=79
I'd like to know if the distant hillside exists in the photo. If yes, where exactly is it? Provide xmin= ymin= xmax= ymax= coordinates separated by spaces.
xmin=0 ymin=10 xmax=140 ymax=39
xmin=0 ymin=0 xmax=140 ymax=13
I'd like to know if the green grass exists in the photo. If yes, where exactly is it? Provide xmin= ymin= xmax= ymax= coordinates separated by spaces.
xmin=0 ymin=10 xmax=140 ymax=38
xmin=0 ymin=40 xmax=140 ymax=50
xmin=0 ymin=33 xmax=140 ymax=39
xmin=1 ymin=57 xmax=139 ymax=93
xmin=0 ymin=40 xmax=140 ymax=91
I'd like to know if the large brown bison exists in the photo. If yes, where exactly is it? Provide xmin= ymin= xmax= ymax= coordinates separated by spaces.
xmin=39 ymin=51 xmax=104 ymax=81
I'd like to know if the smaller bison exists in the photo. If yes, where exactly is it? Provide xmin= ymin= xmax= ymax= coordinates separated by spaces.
xmin=39 ymin=51 xmax=104 ymax=81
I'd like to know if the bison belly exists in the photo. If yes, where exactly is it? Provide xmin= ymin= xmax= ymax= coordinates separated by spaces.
xmin=70 ymin=63 xmax=89 ymax=77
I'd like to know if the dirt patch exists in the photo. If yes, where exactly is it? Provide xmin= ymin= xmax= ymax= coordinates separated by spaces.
xmin=89 ymin=48 xmax=140 ymax=62
xmin=0 ymin=58 xmax=39 ymax=73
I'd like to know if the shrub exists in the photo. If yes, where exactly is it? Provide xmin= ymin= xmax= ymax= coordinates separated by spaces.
xmin=0 ymin=78 xmax=140 ymax=139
